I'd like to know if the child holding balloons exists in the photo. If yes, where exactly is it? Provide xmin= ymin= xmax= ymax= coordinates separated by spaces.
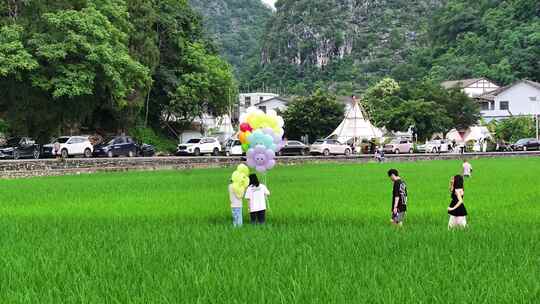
xmin=244 ymin=174 xmax=270 ymax=224
xmin=229 ymin=165 xmax=250 ymax=227
xmin=231 ymin=108 xmax=282 ymax=226
xmin=228 ymin=180 xmax=243 ymax=227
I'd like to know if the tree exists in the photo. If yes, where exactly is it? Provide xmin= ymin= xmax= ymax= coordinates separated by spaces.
xmin=282 ymin=90 xmax=344 ymax=142
xmin=444 ymin=89 xmax=482 ymax=130
xmin=0 ymin=25 xmax=38 ymax=77
xmin=362 ymin=78 xmax=480 ymax=140
xmin=489 ymin=116 xmax=535 ymax=142
xmin=362 ymin=78 xmax=401 ymax=127
xmin=386 ymin=99 xmax=451 ymax=140
xmin=406 ymin=82 xmax=481 ymax=130
xmin=0 ymin=1 xmax=151 ymax=139
xmin=0 ymin=0 xmax=238 ymax=144
xmin=164 ymin=42 xmax=236 ymax=134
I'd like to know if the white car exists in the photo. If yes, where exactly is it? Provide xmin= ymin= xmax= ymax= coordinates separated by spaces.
xmin=383 ymin=139 xmax=414 ymax=154
xmin=425 ymin=140 xmax=451 ymax=153
xmin=310 ymin=139 xmax=352 ymax=156
xmin=176 ymin=137 xmax=222 ymax=156
xmin=224 ymin=139 xmax=243 ymax=156
xmin=43 ymin=136 xmax=93 ymax=158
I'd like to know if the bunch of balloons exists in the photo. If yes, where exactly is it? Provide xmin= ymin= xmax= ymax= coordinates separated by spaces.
xmin=238 ymin=108 xmax=285 ymax=173
xmin=231 ymin=164 xmax=250 ymax=197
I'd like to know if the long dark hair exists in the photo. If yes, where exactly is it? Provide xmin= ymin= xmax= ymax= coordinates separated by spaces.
xmin=453 ymin=175 xmax=464 ymax=190
xmin=249 ymin=174 xmax=260 ymax=187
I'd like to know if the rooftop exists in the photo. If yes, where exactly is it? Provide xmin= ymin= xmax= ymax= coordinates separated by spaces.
xmin=441 ymin=78 xmax=486 ymax=89
xmin=477 ymin=80 xmax=540 ymax=101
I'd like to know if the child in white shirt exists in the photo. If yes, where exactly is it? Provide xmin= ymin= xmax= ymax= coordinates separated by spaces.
xmin=463 ymin=160 xmax=473 ymax=178
xmin=244 ymin=174 xmax=270 ymax=224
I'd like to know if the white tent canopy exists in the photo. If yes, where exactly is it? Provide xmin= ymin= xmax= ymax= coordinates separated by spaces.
xmin=446 ymin=126 xmax=492 ymax=143
xmin=328 ymin=101 xmax=383 ymax=143
xmin=446 ymin=126 xmax=493 ymax=152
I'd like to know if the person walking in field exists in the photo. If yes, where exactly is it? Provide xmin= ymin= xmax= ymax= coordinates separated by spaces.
xmin=448 ymin=175 xmax=468 ymax=229
xmin=375 ymin=147 xmax=385 ymax=163
xmin=462 ymin=160 xmax=473 ymax=178
xmin=244 ymin=174 xmax=270 ymax=225
xmin=387 ymin=169 xmax=408 ymax=226
xmin=228 ymin=180 xmax=244 ymax=227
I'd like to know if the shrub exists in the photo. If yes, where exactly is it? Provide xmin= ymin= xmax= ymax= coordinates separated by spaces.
xmin=130 ymin=127 xmax=177 ymax=154
xmin=465 ymin=140 xmax=475 ymax=152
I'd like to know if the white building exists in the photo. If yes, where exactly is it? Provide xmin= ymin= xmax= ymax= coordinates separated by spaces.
xmin=441 ymin=78 xmax=500 ymax=98
xmin=254 ymin=96 xmax=289 ymax=114
xmin=238 ymin=93 xmax=279 ymax=115
xmin=476 ymin=80 xmax=540 ymax=121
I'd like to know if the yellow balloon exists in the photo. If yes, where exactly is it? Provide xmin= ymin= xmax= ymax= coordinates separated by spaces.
xmin=237 ymin=164 xmax=249 ymax=176
xmin=231 ymin=164 xmax=250 ymax=197
xmin=232 ymin=183 xmax=245 ymax=197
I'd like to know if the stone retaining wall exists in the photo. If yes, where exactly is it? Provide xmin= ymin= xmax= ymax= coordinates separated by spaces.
xmin=1 ymin=152 xmax=539 ymax=179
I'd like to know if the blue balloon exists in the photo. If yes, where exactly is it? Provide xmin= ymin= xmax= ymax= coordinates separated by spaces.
xmin=247 ymin=129 xmax=276 ymax=151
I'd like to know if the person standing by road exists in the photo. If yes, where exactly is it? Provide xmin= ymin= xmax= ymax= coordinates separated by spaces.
xmin=448 ymin=175 xmax=468 ymax=229
xmin=387 ymin=169 xmax=408 ymax=226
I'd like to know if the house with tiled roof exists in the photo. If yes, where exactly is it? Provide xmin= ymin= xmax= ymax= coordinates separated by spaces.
xmin=441 ymin=78 xmax=500 ymax=98
xmin=476 ymin=80 xmax=540 ymax=121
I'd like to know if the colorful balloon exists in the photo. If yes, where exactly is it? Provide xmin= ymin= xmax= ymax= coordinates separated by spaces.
xmin=259 ymin=128 xmax=282 ymax=153
xmin=240 ymin=123 xmax=252 ymax=132
xmin=236 ymin=164 xmax=250 ymax=176
xmin=246 ymin=145 xmax=276 ymax=173
xmin=239 ymin=131 xmax=251 ymax=144
xmin=231 ymin=165 xmax=249 ymax=197
xmin=236 ymin=106 xmax=284 ymax=173
xmin=247 ymin=129 xmax=275 ymax=151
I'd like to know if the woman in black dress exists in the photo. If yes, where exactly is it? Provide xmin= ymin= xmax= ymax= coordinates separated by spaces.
xmin=448 ymin=175 xmax=468 ymax=229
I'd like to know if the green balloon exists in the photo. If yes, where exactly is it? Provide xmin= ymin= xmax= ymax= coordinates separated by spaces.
xmin=242 ymin=143 xmax=249 ymax=152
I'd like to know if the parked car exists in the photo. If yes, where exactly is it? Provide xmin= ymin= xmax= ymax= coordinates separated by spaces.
xmin=176 ymin=137 xmax=221 ymax=156
xmin=425 ymin=140 xmax=451 ymax=153
xmin=383 ymin=139 xmax=414 ymax=154
xmin=0 ymin=137 xmax=41 ymax=160
xmin=278 ymin=140 xmax=309 ymax=156
xmin=138 ymin=143 xmax=156 ymax=157
xmin=42 ymin=136 xmax=93 ymax=158
xmin=224 ymin=139 xmax=243 ymax=156
xmin=511 ymin=138 xmax=540 ymax=151
xmin=495 ymin=141 xmax=513 ymax=152
xmin=93 ymin=136 xmax=139 ymax=157
xmin=310 ymin=139 xmax=352 ymax=156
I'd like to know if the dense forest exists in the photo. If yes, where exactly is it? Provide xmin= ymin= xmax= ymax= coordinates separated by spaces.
xmin=189 ymin=0 xmax=272 ymax=79
xmin=246 ymin=0 xmax=540 ymax=94
xmin=0 ymin=0 xmax=236 ymax=144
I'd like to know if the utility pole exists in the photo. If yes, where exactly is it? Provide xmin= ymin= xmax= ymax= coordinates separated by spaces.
xmin=535 ymin=113 xmax=540 ymax=140
xmin=535 ymin=101 xmax=539 ymax=140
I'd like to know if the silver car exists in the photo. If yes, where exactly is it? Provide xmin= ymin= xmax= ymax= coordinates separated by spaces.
xmin=384 ymin=139 xmax=414 ymax=154
xmin=425 ymin=140 xmax=451 ymax=153
xmin=310 ymin=139 xmax=352 ymax=156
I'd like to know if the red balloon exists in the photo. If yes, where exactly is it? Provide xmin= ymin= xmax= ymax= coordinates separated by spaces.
xmin=240 ymin=123 xmax=252 ymax=132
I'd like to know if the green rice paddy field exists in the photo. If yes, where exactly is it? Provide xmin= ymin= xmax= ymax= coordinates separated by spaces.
xmin=0 ymin=158 xmax=539 ymax=303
